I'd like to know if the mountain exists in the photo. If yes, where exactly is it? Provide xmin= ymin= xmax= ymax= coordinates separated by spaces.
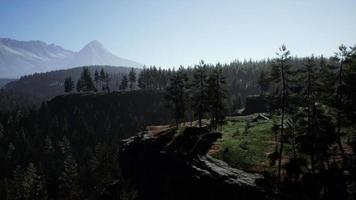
xmin=0 ymin=38 xmax=73 ymax=78
xmin=70 ymin=40 xmax=142 ymax=68
xmin=3 ymin=65 xmax=140 ymax=99
xmin=0 ymin=38 xmax=142 ymax=78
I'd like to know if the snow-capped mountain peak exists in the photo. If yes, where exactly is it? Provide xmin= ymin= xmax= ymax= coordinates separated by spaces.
xmin=83 ymin=40 xmax=104 ymax=49
xmin=0 ymin=38 xmax=143 ymax=78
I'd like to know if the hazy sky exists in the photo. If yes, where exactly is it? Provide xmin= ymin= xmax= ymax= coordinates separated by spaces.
xmin=1 ymin=0 xmax=355 ymax=67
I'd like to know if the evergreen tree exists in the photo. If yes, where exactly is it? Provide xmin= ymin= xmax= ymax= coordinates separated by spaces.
xmin=165 ymin=68 xmax=188 ymax=127
xmin=76 ymin=80 xmax=83 ymax=92
xmin=6 ymin=142 xmax=15 ymax=160
xmin=43 ymin=136 xmax=54 ymax=155
xmin=100 ymin=68 xmax=106 ymax=91
xmin=295 ymin=56 xmax=319 ymax=174
xmin=207 ymin=64 xmax=227 ymax=129
xmin=58 ymin=155 xmax=81 ymax=200
xmin=76 ymin=68 xmax=95 ymax=92
xmin=191 ymin=60 xmax=209 ymax=128
xmin=129 ymin=68 xmax=136 ymax=90
xmin=268 ymin=45 xmax=293 ymax=188
xmin=138 ymin=69 xmax=147 ymax=89
xmin=90 ymin=143 xmax=120 ymax=196
xmin=58 ymin=137 xmax=81 ymax=200
xmin=94 ymin=70 xmax=100 ymax=90
xmin=64 ymin=76 xmax=74 ymax=93
xmin=79 ymin=68 xmax=96 ymax=92
xmin=343 ymin=46 xmax=356 ymax=122
xmin=58 ymin=136 xmax=71 ymax=156
xmin=258 ymin=70 xmax=269 ymax=96
xmin=333 ymin=45 xmax=351 ymax=169
xmin=120 ymin=75 xmax=128 ymax=91
xmin=22 ymin=163 xmax=47 ymax=200
xmin=102 ymin=72 xmax=111 ymax=93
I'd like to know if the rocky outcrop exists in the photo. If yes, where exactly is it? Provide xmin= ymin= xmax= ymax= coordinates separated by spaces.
xmin=118 ymin=127 xmax=270 ymax=200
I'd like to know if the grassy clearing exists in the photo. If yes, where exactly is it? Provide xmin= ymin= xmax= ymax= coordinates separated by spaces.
xmin=210 ymin=115 xmax=277 ymax=173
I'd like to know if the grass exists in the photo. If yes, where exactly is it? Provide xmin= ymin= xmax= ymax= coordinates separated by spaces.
xmin=185 ymin=111 xmax=356 ymax=176
xmin=210 ymin=115 xmax=277 ymax=173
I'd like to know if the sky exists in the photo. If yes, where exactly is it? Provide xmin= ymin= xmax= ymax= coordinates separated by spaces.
xmin=0 ymin=0 xmax=355 ymax=67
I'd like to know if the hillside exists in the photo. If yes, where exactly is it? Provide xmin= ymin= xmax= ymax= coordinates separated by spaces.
xmin=3 ymin=65 xmax=140 ymax=99
xmin=45 ymin=90 xmax=170 ymax=138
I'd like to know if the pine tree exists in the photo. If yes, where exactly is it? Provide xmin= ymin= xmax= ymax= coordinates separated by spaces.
xmin=100 ymin=68 xmax=106 ymax=91
xmin=296 ymin=56 xmax=319 ymax=174
xmin=343 ymin=47 xmax=356 ymax=166
xmin=165 ymin=68 xmax=188 ymax=127
xmin=58 ymin=136 xmax=71 ymax=156
xmin=90 ymin=143 xmax=120 ymax=196
xmin=343 ymin=46 xmax=356 ymax=123
xmin=22 ymin=163 xmax=47 ymax=200
xmin=129 ymin=68 xmax=136 ymax=90
xmin=138 ymin=68 xmax=147 ymax=89
xmin=94 ymin=70 xmax=100 ymax=90
xmin=207 ymin=64 xmax=227 ymax=129
xmin=44 ymin=136 xmax=54 ymax=155
xmin=64 ymin=77 xmax=74 ymax=93
xmin=6 ymin=142 xmax=15 ymax=160
xmin=258 ymin=70 xmax=269 ymax=96
xmin=191 ymin=60 xmax=209 ymax=128
xmin=269 ymin=45 xmax=293 ymax=188
xmin=76 ymin=79 xmax=83 ymax=92
xmin=102 ymin=72 xmax=111 ymax=93
xmin=58 ymin=155 xmax=81 ymax=200
xmin=120 ymin=75 xmax=128 ymax=91
xmin=78 ymin=67 xmax=96 ymax=92
xmin=333 ymin=45 xmax=351 ymax=169
xmin=58 ymin=137 xmax=81 ymax=200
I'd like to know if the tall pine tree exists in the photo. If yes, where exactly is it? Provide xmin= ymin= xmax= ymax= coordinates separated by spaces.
xmin=207 ymin=64 xmax=227 ymax=129
xmin=64 ymin=77 xmax=74 ymax=93
xmin=129 ymin=68 xmax=136 ymax=90
xmin=191 ymin=60 xmax=209 ymax=128
xmin=269 ymin=45 xmax=293 ymax=188
xmin=165 ymin=68 xmax=188 ymax=127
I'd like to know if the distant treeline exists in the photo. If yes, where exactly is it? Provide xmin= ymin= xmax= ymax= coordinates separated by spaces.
xmin=0 ymin=56 xmax=338 ymax=113
xmin=62 ymin=56 xmax=337 ymax=115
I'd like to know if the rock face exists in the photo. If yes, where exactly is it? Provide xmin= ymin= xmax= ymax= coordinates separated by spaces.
xmin=119 ymin=127 xmax=269 ymax=200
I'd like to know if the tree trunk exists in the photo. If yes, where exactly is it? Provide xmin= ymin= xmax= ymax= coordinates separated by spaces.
xmin=336 ymin=61 xmax=349 ymax=170
xmin=278 ymin=59 xmax=286 ymax=194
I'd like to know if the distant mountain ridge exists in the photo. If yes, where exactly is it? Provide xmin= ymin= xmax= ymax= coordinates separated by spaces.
xmin=4 ymin=65 xmax=139 ymax=99
xmin=0 ymin=38 xmax=143 ymax=78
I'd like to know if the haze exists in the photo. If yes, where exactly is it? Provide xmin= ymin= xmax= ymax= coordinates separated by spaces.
xmin=1 ymin=0 xmax=355 ymax=67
